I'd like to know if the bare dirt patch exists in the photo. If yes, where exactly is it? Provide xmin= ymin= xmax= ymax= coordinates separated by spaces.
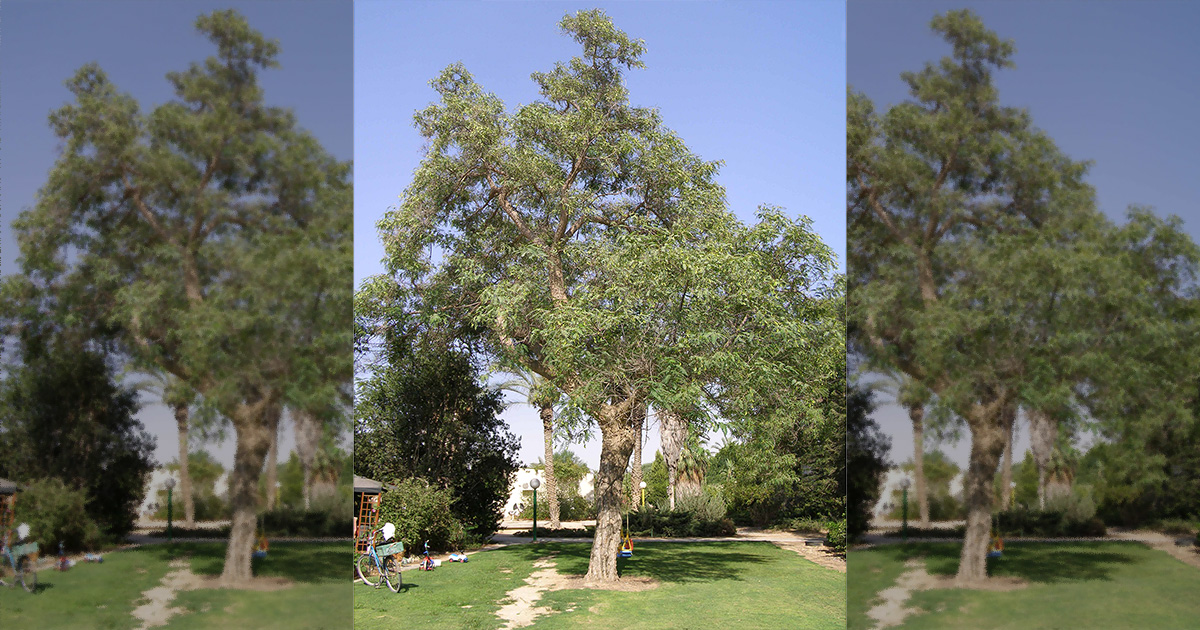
xmin=131 ymin=559 xmax=200 ymax=629
xmin=493 ymin=554 xmax=661 ymax=628
xmin=130 ymin=557 xmax=295 ymax=629
xmin=771 ymin=540 xmax=846 ymax=573
xmin=1112 ymin=530 xmax=1200 ymax=570
xmin=866 ymin=558 xmax=1027 ymax=629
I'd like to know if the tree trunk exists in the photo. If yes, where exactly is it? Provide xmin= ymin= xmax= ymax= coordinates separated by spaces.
xmin=1028 ymin=409 xmax=1056 ymax=510
xmin=293 ymin=408 xmax=322 ymax=510
xmin=660 ymin=408 xmax=687 ymax=511
xmin=1000 ymin=405 xmax=1015 ymax=511
xmin=220 ymin=395 xmax=279 ymax=585
xmin=265 ymin=415 xmax=279 ymax=511
xmin=630 ymin=402 xmax=645 ymax=510
xmin=541 ymin=402 xmax=561 ymax=529
xmin=908 ymin=402 xmax=929 ymax=527
xmin=174 ymin=402 xmax=196 ymax=527
xmin=956 ymin=394 xmax=1014 ymax=585
xmin=584 ymin=396 xmax=639 ymax=585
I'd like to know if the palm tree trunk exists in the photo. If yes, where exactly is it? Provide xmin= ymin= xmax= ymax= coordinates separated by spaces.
xmin=1001 ymin=406 xmax=1015 ymax=510
xmin=265 ymin=417 xmax=279 ymax=511
xmin=541 ymin=402 xmax=560 ymax=528
xmin=630 ymin=402 xmax=645 ymax=510
xmin=909 ymin=402 xmax=929 ymax=527
xmin=661 ymin=408 xmax=686 ymax=511
xmin=174 ymin=403 xmax=195 ymax=527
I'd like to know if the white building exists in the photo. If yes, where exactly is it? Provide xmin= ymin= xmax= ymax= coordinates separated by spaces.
xmin=502 ymin=467 xmax=594 ymax=516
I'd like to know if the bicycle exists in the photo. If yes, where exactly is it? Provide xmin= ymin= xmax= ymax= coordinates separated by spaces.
xmin=419 ymin=540 xmax=435 ymax=571
xmin=355 ymin=522 xmax=403 ymax=593
xmin=1 ymin=523 xmax=38 ymax=593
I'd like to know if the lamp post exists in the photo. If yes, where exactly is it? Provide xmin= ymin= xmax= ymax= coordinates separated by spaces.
xmin=529 ymin=477 xmax=541 ymax=543
xmin=899 ymin=477 xmax=911 ymax=543
xmin=165 ymin=477 xmax=177 ymax=542
xmin=639 ymin=481 xmax=646 ymax=508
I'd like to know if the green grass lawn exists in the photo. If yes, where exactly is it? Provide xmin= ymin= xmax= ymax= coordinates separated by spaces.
xmin=354 ymin=541 xmax=844 ymax=630
xmin=0 ymin=542 xmax=349 ymax=629
xmin=848 ymin=541 xmax=1200 ymax=629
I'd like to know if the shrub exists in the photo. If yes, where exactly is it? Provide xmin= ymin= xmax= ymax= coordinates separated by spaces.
xmin=825 ymin=520 xmax=847 ymax=554
xmin=996 ymin=506 xmax=1106 ymax=537
xmin=675 ymin=486 xmax=727 ymax=522
xmin=777 ymin=517 xmax=827 ymax=534
xmin=12 ymin=478 xmax=103 ymax=553
xmin=627 ymin=506 xmax=735 ymax=537
xmin=377 ymin=478 xmax=466 ymax=552
xmin=1154 ymin=519 xmax=1197 ymax=537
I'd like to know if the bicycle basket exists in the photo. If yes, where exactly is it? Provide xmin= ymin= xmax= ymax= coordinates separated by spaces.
xmin=9 ymin=542 xmax=38 ymax=558
xmin=375 ymin=542 xmax=404 ymax=557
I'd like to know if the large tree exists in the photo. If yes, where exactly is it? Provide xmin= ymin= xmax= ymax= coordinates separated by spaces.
xmin=11 ymin=11 xmax=351 ymax=583
xmin=354 ymin=333 xmax=521 ymax=539
xmin=848 ymin=10 xmax=1138 ymax=582
xmin=0 ymin=334 xmax=155 ymax=540
xmin=367 ymin=10 xmax=841 ymax=583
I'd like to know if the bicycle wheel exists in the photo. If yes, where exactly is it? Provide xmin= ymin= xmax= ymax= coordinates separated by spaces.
xmin=17 ymin=557 xmax=36 ymax=593
xmin=356 ymin=554 xmax=380 ymax=587
xmin=382 ymin=557 xmax=401 ymax=593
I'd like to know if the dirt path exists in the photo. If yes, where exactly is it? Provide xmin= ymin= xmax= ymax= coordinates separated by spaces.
xmin=131 ymin=559 xmax=206 ymax=629
xmin=737 ymin=528 xmax=846 ymax=573
xmin=492 ymin=553 xmax=660 ymax=629
xmin=1111 ymin=530 xmax=1200 ymax=570
xmin=865 ymin=558 xmax=1027 ymax=630
xmin=494 ymin=555 xmax=562 ymax=630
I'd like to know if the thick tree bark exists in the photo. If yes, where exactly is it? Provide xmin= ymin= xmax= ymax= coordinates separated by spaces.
xmin=174 ymin=402 xmax=195 ymax=527
xmin=220 ymin=395 xmax=279 ymax=585
xmin=630 ymin=403 xmax=645 ymax=510
xmin=956 ymin=394 xmax=1014 ymax=585
xmin=541 ymin=402 xmax=561 ymax=529
xmin=908 ymin=402 xmax=929 ymax=527
xmin=584 ymin=396 xmax=639 ymax=585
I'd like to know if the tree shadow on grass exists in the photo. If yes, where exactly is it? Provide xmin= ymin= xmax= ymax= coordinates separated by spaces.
xmin=891 ymin=542 xmax=1141 ymax=585
xmin=141 ymin=542 xmax=346 ymax=584
xmin=506 ymin=541 xmax=773 ymax=585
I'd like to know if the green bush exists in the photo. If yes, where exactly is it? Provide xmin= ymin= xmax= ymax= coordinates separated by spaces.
xmin=777 ymin=517 xmax=828 ymax=534
xmin=628 ymin=506 xmax=736 ymax=537
xmin=675 ymin=487 xmax=727 ymax=522
xmin=377 ymin=478 xmax=466 ymax=552
xmin=996 ymin=507 xmax=1106 ymax=537
xmin=12 ymin=478 xmax=103 ymax=553
xmin=824 ymin=520 xmax=847 ymax=554
xmin=1154 ymin=519 xmax=1197 ymax=537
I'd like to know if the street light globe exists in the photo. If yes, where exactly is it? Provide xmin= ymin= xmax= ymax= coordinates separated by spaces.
xmin=165 ymin=478 xmax=176 ymax=490
xmin=529 ymin=478 xmax=541 ymax=490
xmin=639 ymin=481 xmax=647 ymax=489
xmin=899 ymin=477 xmax=911 ymax=490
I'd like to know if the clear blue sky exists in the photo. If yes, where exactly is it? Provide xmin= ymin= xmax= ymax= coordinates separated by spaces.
xmin=848 ymin=1 xmax=1200 ymax=468
xmin=354 ymin=1 xmax=847 ymax=469
xmin=0 ymin=0 xmax=353 ymax=468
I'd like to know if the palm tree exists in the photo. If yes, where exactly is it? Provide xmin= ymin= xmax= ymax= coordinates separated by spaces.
xmin=127 ymin=369 xmax=198 ymax=527
xmin=494 ymin=368 xmax=564 ymax=528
